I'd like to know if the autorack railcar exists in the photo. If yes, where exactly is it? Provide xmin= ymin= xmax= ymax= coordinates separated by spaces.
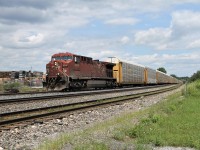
xmin=113 ymin=61 xmax=146 ymax=86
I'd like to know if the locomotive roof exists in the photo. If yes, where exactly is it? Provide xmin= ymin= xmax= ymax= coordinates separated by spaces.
xmin=52 ymin=52 xmax=74 ymax=57
xmin=52 ymin=52 xmax=92 ymax=59
xmin=52 ymin=52 xmax=115 ymax=66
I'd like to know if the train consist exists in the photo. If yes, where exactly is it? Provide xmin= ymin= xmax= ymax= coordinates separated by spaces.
xmin=44 ymin=52 xmax=180 ymax=91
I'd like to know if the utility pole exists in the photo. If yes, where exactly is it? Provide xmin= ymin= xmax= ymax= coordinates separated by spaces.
xmin=108 ymin=57 xmax=115 ymax=63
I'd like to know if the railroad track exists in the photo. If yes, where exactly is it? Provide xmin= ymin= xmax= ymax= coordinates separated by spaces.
xmin=0 ymin=90 xmax=58 ymax=96
xmin=0 ymin=85 xmax=170 ymax=104
xmin=0 ymin=84 xmax=180 ymax=131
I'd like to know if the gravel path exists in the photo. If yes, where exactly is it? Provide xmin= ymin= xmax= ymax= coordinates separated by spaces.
xmin=0 ymin=85 xmax=184 ymax=150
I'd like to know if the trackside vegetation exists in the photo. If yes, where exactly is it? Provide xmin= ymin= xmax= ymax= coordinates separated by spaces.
xmin=0 ymin=82 xmax=45 ymax=93
xmin=37 ymin=80 xmax=200 ymax=150
xmin=121 ymin=80 xmax=200 ymax=149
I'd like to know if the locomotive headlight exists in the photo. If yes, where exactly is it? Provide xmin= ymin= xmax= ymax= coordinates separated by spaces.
xmin=57 ymin=73 xmax=60 ymax=75
xmin=54 ymin=62 xmax=57 ymax=66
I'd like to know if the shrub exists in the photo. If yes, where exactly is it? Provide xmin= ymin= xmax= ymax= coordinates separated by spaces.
xmin=113 ymin=131 xmax=126 ymax=141
xmin=3 ymin=82 xmax=21 ymax=91
xmin=187 ymin=80 xmax=200 ymax=96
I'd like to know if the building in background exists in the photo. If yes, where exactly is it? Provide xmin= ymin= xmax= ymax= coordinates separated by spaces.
xmin=0 ymin=70 xmax=44 ymax=87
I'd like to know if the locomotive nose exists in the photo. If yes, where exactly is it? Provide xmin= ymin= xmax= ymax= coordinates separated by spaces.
xmin=47 ymin=61 xmax=62 ymax=77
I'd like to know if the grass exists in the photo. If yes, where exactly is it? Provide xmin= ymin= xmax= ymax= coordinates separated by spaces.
xmin=123 ymin=80 xmax=200 ymax=149
xmin=0 ymin=82 xmax=45 ymax=93
xmin=75 ymin=141 xmax=109 ymax=150
xmin=19 ymin=85 xmax=45 ymax=92
xmin=36 ymin=81 xmax=200 ymax=150
xmin=38 ymin=134 xmax=70 ymax=150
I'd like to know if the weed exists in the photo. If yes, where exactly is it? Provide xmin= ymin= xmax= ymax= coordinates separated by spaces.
xmin=126 ymin=127 xmax=138 ymax=138
xmin=135 ymin=144 xmax=152 ymax=150
xmin=75 ymin=141 xmax=108 ymax=150
xmin=153 ymin=137 xmax=164 ymax=147
xmin=113 ymin=130 xmax=126 ymax=141
xmin=149 ymin=114 xmax=161 ymax=123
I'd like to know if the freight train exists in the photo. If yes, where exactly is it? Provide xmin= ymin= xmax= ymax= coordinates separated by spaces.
xmin=44 ymin=52 xmax=180 ymax=91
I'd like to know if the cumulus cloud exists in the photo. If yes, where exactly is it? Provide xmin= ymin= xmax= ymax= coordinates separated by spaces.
xmin=120 ymin=36 xmax=130 ymax=44
xmin=11 ymin=30 xmax=45 ymax=48
xmin=134 ymin=10 xmax=200 ymax=50
xmin=188 ymin=39 xmax=200 ymax=49
xmin=105 ymin=18 xmax=139 ymax=25
xmin=0 ymin=7 xmax=49 ymax=24
xmin=0 ymin=0 xmax=57 ymax=9
xmin=134 ymin=28 xmax=171 ymax=50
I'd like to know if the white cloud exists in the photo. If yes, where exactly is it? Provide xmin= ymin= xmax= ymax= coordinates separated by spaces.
xmin=105 ymin=18 xmax=138 ymax=25
xmin=134 ymin=10 xmax=200 ymax=50
xmin=188 ymin=39 xmax=200 ymax=49
xmin=121 ymin=36 xmax=130 ymax=44
xmin=11 ymin=30 xmax=45 ymax=48
xmin=171 ymin=10 xmax=200 ymax=31
xmin=134 ymin=28 xmax=171 ymax=50
xmin=27 ymin=33 xmax=44 ymax=44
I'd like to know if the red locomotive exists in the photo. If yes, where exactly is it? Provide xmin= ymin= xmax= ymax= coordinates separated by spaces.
xmin=44 ymin=52 xmax=116 ymax=91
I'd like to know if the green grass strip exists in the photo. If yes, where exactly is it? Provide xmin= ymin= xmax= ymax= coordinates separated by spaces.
xmin=123 ymin=80 xmax=200 ymax=149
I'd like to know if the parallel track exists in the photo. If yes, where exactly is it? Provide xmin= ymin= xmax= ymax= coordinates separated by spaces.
xmin=0 ymin=84 xmax=180 ymax=131
xmin=0 ymin=85 xmax=170 ymax=104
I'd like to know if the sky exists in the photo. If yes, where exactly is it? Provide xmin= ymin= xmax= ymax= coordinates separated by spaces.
xmin=0 ymin=0 xmax=200 ymax=77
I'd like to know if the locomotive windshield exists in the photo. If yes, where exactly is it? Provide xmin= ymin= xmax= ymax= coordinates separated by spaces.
xmin=52 ymin=56 xmax=72 ymax=61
